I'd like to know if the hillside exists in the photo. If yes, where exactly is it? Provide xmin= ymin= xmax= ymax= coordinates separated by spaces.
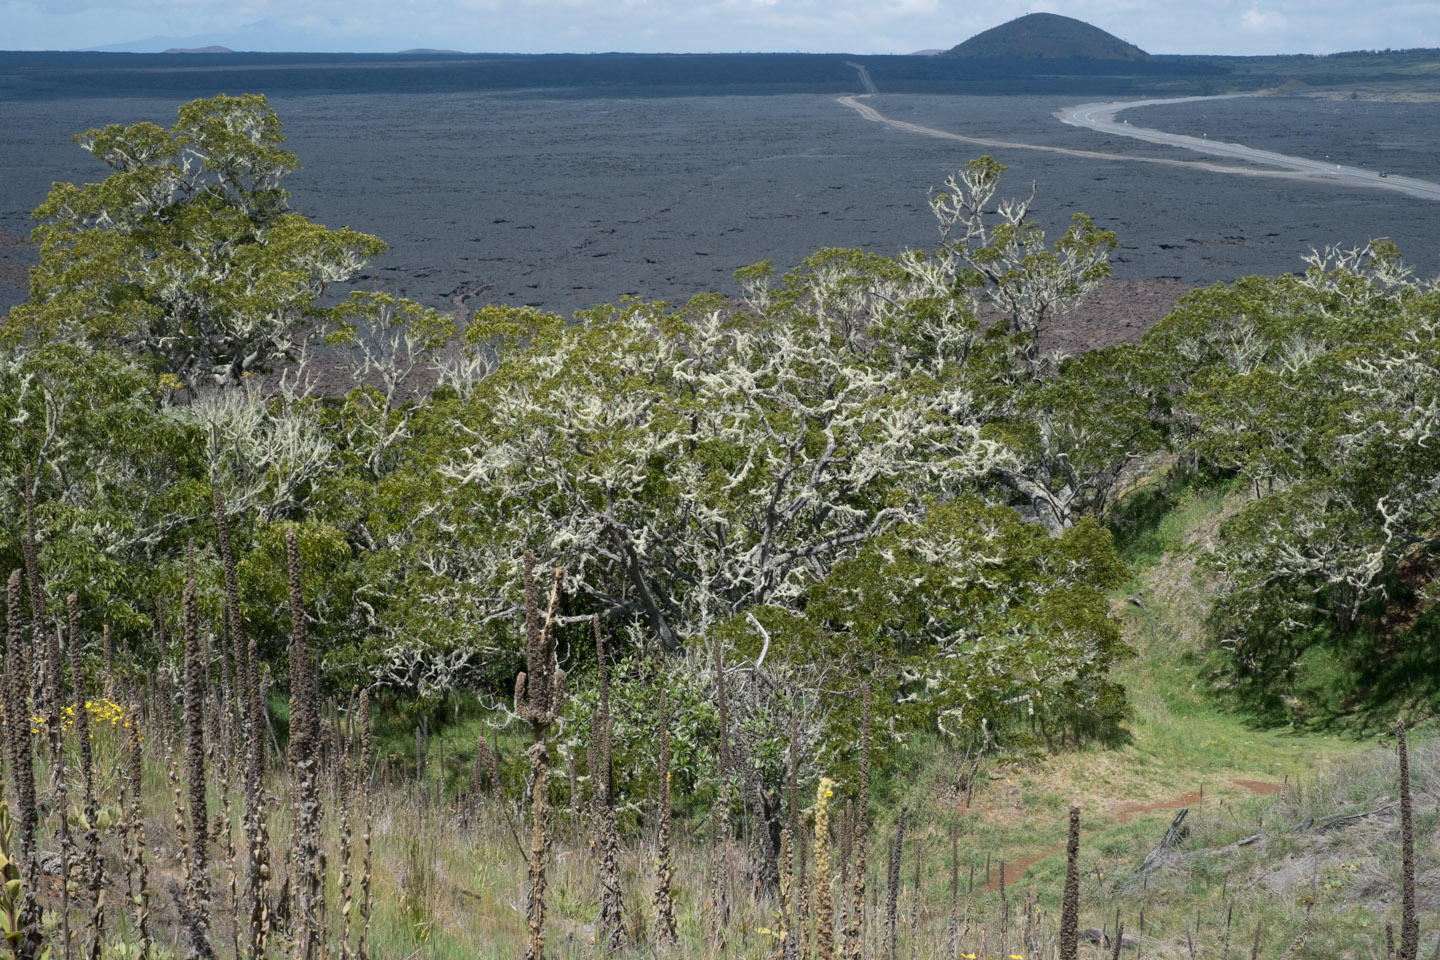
xmin=946 ymin=12 xmax=1152 ymax=61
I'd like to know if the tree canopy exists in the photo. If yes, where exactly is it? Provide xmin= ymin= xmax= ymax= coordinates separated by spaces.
xmin=6 ymin=94 xmax=385 ymax=390
xmin=14 ymin=94 xmax=1434 ymax=793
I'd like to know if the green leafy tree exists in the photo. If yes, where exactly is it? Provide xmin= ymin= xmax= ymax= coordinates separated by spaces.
xmin=1139 ymin=243 xmax=1440 ymax=688
xmin=7 ymin=94 xmax=386 ymax=390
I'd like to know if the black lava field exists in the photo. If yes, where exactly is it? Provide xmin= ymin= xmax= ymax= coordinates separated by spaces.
xmin=2 ymin=52 xmax=1438 ymax=318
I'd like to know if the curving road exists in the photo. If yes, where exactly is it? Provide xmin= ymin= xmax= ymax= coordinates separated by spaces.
xmin=844 ymin=61 xmax=879 ymax=96
xmin=1061 ymin=96 xmax=1440 ymax=202
xmin=836 ymin=76 xmax=1440 ymax=203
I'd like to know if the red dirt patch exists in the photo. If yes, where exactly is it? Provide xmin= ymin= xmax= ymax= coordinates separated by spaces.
xmin=1111 ymin=779 xmax=1281 ymax=823
xmin=984 ymin=847 xmax=1061 ymax=892
xmin=986 ymin=779 xmax=1285 ymax=890
xmin=1112 ymin=789 xmax=1206 ymax=825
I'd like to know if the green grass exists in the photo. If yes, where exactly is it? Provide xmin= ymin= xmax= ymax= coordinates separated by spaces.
xmin=153 ymin=468 xmax=1430 ymax=958
xmin=849 ymin=474 xmax=1433 ymax=955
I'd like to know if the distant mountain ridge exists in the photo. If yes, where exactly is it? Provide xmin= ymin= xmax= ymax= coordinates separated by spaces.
xmin=945 ymin=13 xmax=1151 ymax=61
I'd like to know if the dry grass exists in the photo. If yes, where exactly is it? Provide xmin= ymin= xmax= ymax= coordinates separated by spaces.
xmin=4 ymin=483 xmax=1437 ymax=959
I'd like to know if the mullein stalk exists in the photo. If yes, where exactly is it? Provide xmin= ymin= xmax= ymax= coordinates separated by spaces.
xmin=4 ymin=570 xmax=41 ymax=960
xmin=40 ymin=575 xmax=70 ymax=960
xmin=68 ymin=595 xmax=104 ymax=960
xmin=474 ymin=733 xmax=501 ymax=802
xmin=709 ymin=636 xmax=733 ymax=946
xmin=213 ymin=483 xmax=248 ymax=738
xmin=813 ymin=778 xmax=836 ymax=960
xmin=1398 ymin=716 xmax=1419 ymax=960
xmin=593 ymin=615 xmax=625 ymax=950
xmin=516 ymin=555 xmax=567 ymax=960
xmin=127 ymin=701 xmax=152 ymax=958
xmin=357 ymin=690 xmax=374 ymax=960
xmin=102 ymin=624 xmax=116 ymax=703
xmin=883 ymin=806 xmax=907 ymax=960
xmin=784 ymin=710 xmax=801 ymax=960
xmin=776 ymin=828 xmax=792 ymax=960
xmin=218 ymin=607 xmax=235 ymax=763
xmin=947 ymin=822 xmax=960 ymax=959
xmin=166 ymin=737 xmax=193 ymax=936
xmin=1059 ymin=806 xmax=1081 ymax=960
xmin=21 ymin=465 xmax=46 ymax=735
xmin=3 ymin=577 xmax=34 ymax=844
xmin=243 ymin=568 xmax=272 ymax=960
xmin=841 ymin=683 xmax=871 ymax=960
xmin=652 ymin=687 xmax=677 ymax=946
xmin=338 ymin=691 xmax=357 ymax=960
xmin=217 ymin=760 xmax=240 ymax=960
xmin=796 ymin=817 xmax=811 ymax=960
xmin=183 ymin=545 xmax=212 ymax=958
xmin=286 ymin=527 xmax=324 ymax=960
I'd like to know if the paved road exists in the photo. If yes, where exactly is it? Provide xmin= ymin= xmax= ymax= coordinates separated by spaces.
xmin=1061 ymin=96 xmax=1440 ymax=202
xmin=835 ymin=86 xmax=1440 ymax=203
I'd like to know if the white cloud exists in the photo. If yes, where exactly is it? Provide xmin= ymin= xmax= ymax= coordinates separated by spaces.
xmin=1239 ymin=6 xmax=1287 ymax=33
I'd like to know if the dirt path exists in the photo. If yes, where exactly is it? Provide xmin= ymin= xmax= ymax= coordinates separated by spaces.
xmin=979 ymin=778 xmax=1284 ymax=890
xmin=835 ymin=90 xmax=1440 ymax=201
xmin=946 ymin=491 xmax=1364 ymax=897
xmin=1061 ymin=96 xmax=1440 ymax=202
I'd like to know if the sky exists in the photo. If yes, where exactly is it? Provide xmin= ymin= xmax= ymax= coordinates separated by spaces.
xmin=3 ymin=0 xmax=1439 ymax=56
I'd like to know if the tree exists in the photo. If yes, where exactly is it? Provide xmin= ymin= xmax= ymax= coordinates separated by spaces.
xmin=1138 ymin=242 xmax=1440 ymax=687
xmin=7 ymin=94 xmax=386 ymax=390
xmin=0 ymin=337 xmax=203 ymax=636
xmin=927 ymin=155 xmax=1116 ymax=379
xmin=442 ymin=288 xmax=1007 ymax=654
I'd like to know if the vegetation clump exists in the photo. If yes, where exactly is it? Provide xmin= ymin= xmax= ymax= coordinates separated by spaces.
xmin=0 ymin=92 xmax=1436 ymax=958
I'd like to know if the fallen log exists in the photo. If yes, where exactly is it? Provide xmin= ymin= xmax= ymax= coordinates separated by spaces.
xmin=1136 ymin=808 xmax=1189 ymax=873
xmin=1315 ymin=803 xmax=1395 ymax=834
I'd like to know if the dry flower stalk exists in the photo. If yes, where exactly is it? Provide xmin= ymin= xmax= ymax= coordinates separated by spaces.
xmin=182 ymin=544 xmax=212 ymax=959
xmin=884 ymin=805 xmax=907 ymax=960
xmin=21 ymin=465 xmax=45 ymax=729
xmin=842 ymin=682 xmax=871 ymax=960
xmin=68 ymin=593 xmax=104 ymax=960
xmin=813 ymin=777 xmax=836 ymax=960
xmin=516 ymin=553 xmax=566 ymax=960
xmin=652 ymin=686 xmax=677 ymax=946
xmin=287 ymin=526 xmax=324 ymax=960
xmin=3 ymin=569 xmax=41 ymax=960
xmin=1059 ymin=805 xmax=1081 ymax=960
xmin=593 ymin=615 xmax=626 ymax=950
xmin=127 ymin=700 xmax=153 ymax=957
xmin=357 ymin=689 xmax=375 ymax=960
xmin=5 ymin=571 xmax=37 ymax=860
xmin=1398 ymin=716 xmax=1418 ymax=960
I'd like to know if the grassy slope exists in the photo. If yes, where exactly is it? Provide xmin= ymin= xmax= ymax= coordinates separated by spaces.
xmin=214 ymin=479 xmax=1431 ymax=958
xmin=881 ymin=482 xmax=1437 ymax=957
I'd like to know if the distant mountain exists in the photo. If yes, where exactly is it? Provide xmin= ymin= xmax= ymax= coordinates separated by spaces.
xmin=88 ymin=21 xmax=281 ymax=53
xmin=398 ymin=48 xmax=465 ymax=55
xmin=945 ymin=13 xmax=1151 ymax=61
